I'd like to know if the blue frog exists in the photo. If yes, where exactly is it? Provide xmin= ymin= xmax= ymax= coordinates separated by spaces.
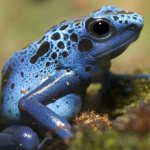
xmin=0 ymin=5 xmax=144 ymax=150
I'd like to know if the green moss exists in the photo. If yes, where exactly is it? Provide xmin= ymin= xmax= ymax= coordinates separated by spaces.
xmin=85 ymin=76 xmax=150 ymax=118
xmin=70 ymin=128 xmax=150 ymax=150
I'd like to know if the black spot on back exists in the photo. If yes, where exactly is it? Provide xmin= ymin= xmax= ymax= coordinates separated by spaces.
xmin=105 ymin=10 xmax=113 ymax=14
xmin=113 ymin=16 xmax=119 ymax=21
xmin=60 ymin=25 xmax=68 ymax=30
xmin=51 ymin=52 xmax=57 ymax=59
xmin=46 ymin=62 xmax=51 ymax=67
xmin=70 ymin=33 xmax=78 ymax=42
xmin=10 ymin=83 xmax=15 ymax=89
xmin=30 ymin=41 xmax=50 ymax=64
xmin=62 ymin=51 xmax=69 ymax=58
xmin=1 ymin=66 xmax=12 ymax=90
xmin=21 ymin=72 xmax=24 ymax=78
xmin=35 ymin=75 xmax=38 ymax=78
xmin=68 ymin=29 xmax=73 ymax=33
xmin=57 ymin=41 xmax=64 ymax=49
xmin=78 ymin=39 xmax=93 ymax=51
xmin=133 ymin=17 xmax=137 ymax=20
xmin=125 ymin=20 xmax=128 ymax=24
xmin=119 ymin=20 xmax=123 ymax=24
xmin=21 ymin=58 xmax=24 ymax=62
xmin=51 ymin=33 xmax=60 ymax=40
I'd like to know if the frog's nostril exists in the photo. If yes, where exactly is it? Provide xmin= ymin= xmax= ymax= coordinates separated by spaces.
xmin=128 ymin=24 xmax=137 ymax=30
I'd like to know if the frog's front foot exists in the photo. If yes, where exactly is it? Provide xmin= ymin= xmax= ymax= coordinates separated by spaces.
xmin=0 ymin=125 xmax=40 ymax=150
xmin=0 ymin=125 xmax=55 ymax=150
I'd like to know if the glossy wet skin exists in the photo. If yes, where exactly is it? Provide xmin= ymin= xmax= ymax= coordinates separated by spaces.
xmin=0 ymin=5 xmax=144 ymax=150
xmin=0 ymin=5 xmax=143 ymax=134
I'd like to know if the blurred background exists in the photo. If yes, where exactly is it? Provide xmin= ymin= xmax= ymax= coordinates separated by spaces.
xmin=0 ymin=0 xmax=149 ymax=80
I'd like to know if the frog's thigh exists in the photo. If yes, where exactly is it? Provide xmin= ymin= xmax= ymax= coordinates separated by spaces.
xmin=46 ymin=93 xmax=82 ymax=119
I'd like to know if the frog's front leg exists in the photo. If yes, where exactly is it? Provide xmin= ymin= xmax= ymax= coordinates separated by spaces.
xmin=18 ymin=70 xmax=81 ymax=139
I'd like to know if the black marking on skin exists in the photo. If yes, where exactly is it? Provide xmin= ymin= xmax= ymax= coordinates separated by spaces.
xmin=37 ymin=36 xmax=45 ymax=44
xmin=133 ymin=17 xmax=137 ymax=20
xmin=51 ymin=52 xmax=57 ymax=59
xmin=51 ymin=33 xmax=60 ymax=40
xmin=60 ymin=25 xmax=68 ymax=30
xmin=125 ymin=20 xmax=128 ymax=24
xmin=70 ymin=33 xmax=78 ymax=42
xmin=56 ymin=105 xmax=60 ymax=108
xmin=1 ymin=66 xmax=12 ymax=90
xmin=62 ymin=51 xmax=69 ymax=58
xmin=46 ymin=62 xmax=51 ymax=67
xmin=57 ymin=41 xmax=65 ymax=49
xmin=68 ymin=29 xmax=73 ymax=33
xmin=121 ymin=15 xmax=125 ymax=17
xmin=55 ymin=60 xmax=58 ymax=64
xmin=119 ymin=20 xmax=123 ymax=24
xmin=85 ymin=66 xmax=92 ymax=72
xmin=21 ymin=72 xmax=24 ymax=78
xmin=67 ymin=41 xmax=71 ymax=46
xmin=78 ymin=39 xmax=93 ymax=51
xmin=21 ymin=58 xmax=24 ymax=62
xmin=105 ymin=10 xmax=113 ymax=14
xmin=113 ymin=16 xmax=119 ymax=21
xmin=10 ymin=83 xmax=15 ymax=89
xmin=35 ymin=75 xmax=38 ymax=78
xmin=30 ymin=41 xmax=50 ymax=64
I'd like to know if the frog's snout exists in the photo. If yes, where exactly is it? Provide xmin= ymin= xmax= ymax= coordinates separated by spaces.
xmin=127 ymin=13 xmax=144 ymax=32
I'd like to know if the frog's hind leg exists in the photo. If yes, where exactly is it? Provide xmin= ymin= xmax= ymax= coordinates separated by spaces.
xmin=92 ymin=72 xmax=150 ymax=97
xmin=101 ymin=72 xmax=150 ymax=95
xmin=0 ymin=125 xmax=41 ymax=150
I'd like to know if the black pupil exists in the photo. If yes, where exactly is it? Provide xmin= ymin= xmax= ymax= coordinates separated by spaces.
xmin=93 ymin=21 xmax=110 ymax=35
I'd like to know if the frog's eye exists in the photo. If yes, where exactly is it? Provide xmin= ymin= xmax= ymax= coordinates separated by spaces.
xmin=86 ymin=18 xmax=112 ymax=39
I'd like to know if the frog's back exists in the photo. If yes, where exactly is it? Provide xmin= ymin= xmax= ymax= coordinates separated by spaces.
xmin=0 ymin=25 xmax=71 ymax=123
xmin=0 ymin=18 xmax=87 ymax=123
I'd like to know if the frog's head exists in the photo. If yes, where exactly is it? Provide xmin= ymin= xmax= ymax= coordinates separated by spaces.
xmin=79 ymin=5 xmax=144 ymax=60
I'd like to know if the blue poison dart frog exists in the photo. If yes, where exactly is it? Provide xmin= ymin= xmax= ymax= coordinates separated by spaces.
xmin=0 ymin=5 xmax=144 ymax=150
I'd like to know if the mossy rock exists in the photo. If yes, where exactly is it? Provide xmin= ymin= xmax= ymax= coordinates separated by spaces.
xmin=85 ymin=74 xmax=150 ymax=118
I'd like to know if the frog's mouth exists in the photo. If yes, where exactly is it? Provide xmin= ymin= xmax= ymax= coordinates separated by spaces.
xmin=95 ymin=34 xmax=140 ymax=61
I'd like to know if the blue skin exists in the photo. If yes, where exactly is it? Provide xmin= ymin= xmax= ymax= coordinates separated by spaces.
xmin=0 ymin=6 xmax=144 ymax=150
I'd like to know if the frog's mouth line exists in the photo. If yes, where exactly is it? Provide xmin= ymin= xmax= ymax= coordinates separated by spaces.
xmin=95 ymin=34 xmax=140 ymax=61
